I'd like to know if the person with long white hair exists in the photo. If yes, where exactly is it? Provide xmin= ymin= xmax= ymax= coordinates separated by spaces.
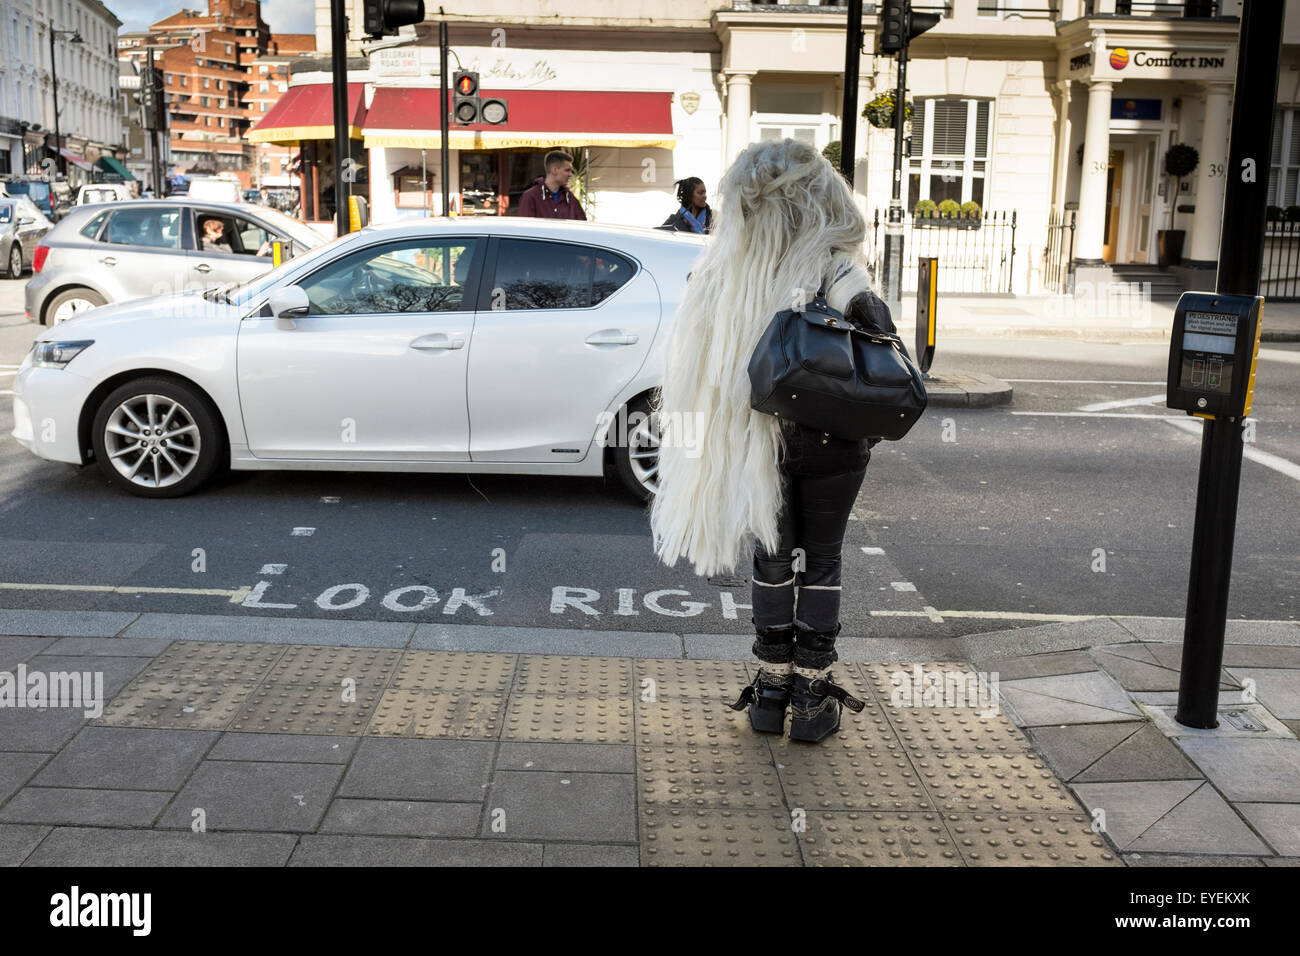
xmin=649 ymin=138 xmax=893 ymax=742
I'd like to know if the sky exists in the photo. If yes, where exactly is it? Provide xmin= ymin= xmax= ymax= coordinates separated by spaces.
xmin=104 ymin=0 xmax=316 ymax=35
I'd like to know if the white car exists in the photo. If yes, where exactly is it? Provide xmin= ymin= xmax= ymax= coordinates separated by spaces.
xmin=76 ymin=183 xmax=133 ymax=205
xmin=11 ymin=218 xmax=705 ymax=501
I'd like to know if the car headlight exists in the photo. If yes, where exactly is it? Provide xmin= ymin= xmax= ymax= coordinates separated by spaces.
xmin=31 ymin=339 xmax=94 ymax=369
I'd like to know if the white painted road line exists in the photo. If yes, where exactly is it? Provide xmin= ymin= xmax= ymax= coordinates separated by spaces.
xmin=861 ymin=546 xmax=886 ymax=555
xmin=291 ymin=527 xmax=315 ymax=536
xmin=1165 ymin=418 xmax=1300 ymax=483
xmin=0 ymin=581 xmax=253 ymax=603
xmin=1010 ymin=411 xmax=1188 ymax=420
xmin=1259 ymin=348 xmax=1300 ymax=365
xmin=259 ymin=564 xmax=287 ymax=575
xmin=1004 ymin=379 xmax=1165 ymax=385
xmin=1076 ymin=393 xmax=1169 ymax=412
xmin=872 ymin=608 xmax=1102 ymax=622
xmin=890 ymin=582 xmax=917 ymax=591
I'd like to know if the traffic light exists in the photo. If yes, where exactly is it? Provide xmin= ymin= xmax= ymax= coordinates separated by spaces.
xmin=453 ymin=71 xmax=480 ymax=124
xmin=878 ymin=0 xmax=940 ymax=56
xmin=138 ymin=67 xmax=166 ymax=130
xmin=362 ymin=0 xmax=424 ymax=39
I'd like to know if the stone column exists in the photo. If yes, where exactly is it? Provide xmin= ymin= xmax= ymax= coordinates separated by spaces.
xmin=1050 ymin=79 xmax=1073 ymax=211
xmin=1074 ymin=79 xmax=1113 ymax=266
xmin=1186 ymin=82 xmax=1234 ymax=267
xmin=724 ymin=71 xmax=754 ymax=165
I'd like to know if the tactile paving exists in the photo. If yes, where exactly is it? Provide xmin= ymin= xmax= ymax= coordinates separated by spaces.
xmin=773 ymin=735 xmax=934 ymax=811
xmin=267 ymin=645 xmax=403 ymax=686
xmin=640 ymin=808 xmax=802 ymax=866
xmin=798 ymin=811 xmax=964 ymax=866
xmin=886 ymin=708 xmax=1036 ymax=756
xmin=392 ymin=651 xmax=515 ymax=693
xmin=503 ymin=693 xmax=632 ymax=744
xmin=633 ymin=659 xmax=750 ymax=699
xmin=943 ymin=812 xmax=1121 ymax=865
xmin=912 ymin=752 xmax=1082 ymax=813
xmin=230 ymin=681 xmax=383 ymax=735
xmin=637 ymin=741 xmax=782 ymax=810
xmin=636 ymin=694 xmax=762 ymax=747
xmin=95 ymin=679 xmax=257 ymax=730
xmin=146 ymin=641 xmax=285 ymax=682
xmin=368 ymin=687 xmax=506 ymax=739
xmin=514 ymin=655 xmax=632 ymax=697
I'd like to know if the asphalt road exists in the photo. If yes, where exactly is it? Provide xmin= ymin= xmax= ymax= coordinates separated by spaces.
xmin=2 ymin=276 xmax=1297 ymax=640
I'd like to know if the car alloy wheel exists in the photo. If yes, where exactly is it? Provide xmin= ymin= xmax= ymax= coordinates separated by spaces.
xmin=627 ymin=409 xmax=661 ymax=496
xmin=6 ymin=244 xmax=21 ymax=280
xmin=51 ymin=297 xmax=98 ymax=324
xmin=102 ymin=393 xmax=202 ymax=490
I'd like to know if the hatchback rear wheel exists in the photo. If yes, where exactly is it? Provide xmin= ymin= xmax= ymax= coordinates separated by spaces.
xmin=5 ymin=243 xmax=21 ymax=280
xmin=47 ymin=287 xmax=107 ymax=325
xmin=91 ymin=378 xmax=223 ymax=498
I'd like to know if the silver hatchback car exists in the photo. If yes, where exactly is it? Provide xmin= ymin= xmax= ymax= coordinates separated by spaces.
xmin=1 ymin=196 xmax=53 ymax=279
xmin=25 ymin=197 xmax=325 ymax=325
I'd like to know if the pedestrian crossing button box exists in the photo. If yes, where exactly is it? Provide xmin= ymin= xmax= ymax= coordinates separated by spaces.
xmin=1166 ymin=292 xmax=1262 ymax=418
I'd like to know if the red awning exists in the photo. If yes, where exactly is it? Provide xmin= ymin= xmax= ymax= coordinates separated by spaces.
xmin=249 ymin=83 xmax=366 ymax=144
xmin=59 ymin=149 xmax=94 ymax=171
xmin=363 ymin=88 xmax=675 ymax=150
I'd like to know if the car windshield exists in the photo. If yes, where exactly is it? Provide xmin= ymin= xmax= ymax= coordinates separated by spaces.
xmin=244 ymin=206 xmax=323 ymax=251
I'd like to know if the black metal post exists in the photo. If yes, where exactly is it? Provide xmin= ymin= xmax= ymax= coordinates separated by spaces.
xmin=147 ymin=48 xmax=163 ymax=197
xmin=330 ymin=0 xmax=350 ymax=236
xmin=1175 ymin=0 xmax=1283 ymax=729
xmin=839 ymin=0 xmax=863 ymax=182
xmin=50 ymin=27 xmax=64 ymax=178
xmin=881 ymin=19 xmax=908 ymax=307
xmin=440 ymin=20 xmax=450 ymax=217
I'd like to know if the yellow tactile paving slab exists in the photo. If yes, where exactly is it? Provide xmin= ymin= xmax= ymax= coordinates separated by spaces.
xmin=85 ymin=640 xmax=1116 ymax=865
xmin=368 ymin=687 xmax=507 ymax=739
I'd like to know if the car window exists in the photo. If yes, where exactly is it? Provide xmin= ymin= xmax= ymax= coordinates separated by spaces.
xmin=104 ymin=208 xmax=182 ymax=249
xmin=232 ymin=215 xmax=274 ymax=256
xmin=0 ymin=203 xmax=11 ymax=224
xmin=80 ymin=211 xmax=110 ymax=239
xmin=81 ymin=188 xmax=117 ymax=204
xmin=298 ymin=238 xmax=480 ymax=316
xmin=491 ymin=239 xmax=635 ymax=310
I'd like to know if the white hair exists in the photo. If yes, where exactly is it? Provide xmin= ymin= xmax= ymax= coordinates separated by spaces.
xmin=649 ymin=138 xmax=876 ymax=577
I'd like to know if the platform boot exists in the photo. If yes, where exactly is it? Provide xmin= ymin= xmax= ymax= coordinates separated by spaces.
xmin=728 ymin=622 xmax=794 ymax=734
xmin=788 ymin=622 xmax=865 ymax=743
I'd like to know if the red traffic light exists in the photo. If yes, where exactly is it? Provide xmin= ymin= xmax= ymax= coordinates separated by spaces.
xmin=457 ymin=75 xmax=476 ymax=95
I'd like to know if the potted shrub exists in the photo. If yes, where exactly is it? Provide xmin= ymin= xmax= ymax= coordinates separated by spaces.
xmin=864 ymin=93 xmax=912 ymax=130
xmin=822 ymin=140 xmax=842 ymax=170
xmin=913 ymin=199 xmax=936 ymax=222
xmin=1159 ymin=143 xmax=1198 ymax=266
xmin=937 ymin=199 xmax=961 ymax=218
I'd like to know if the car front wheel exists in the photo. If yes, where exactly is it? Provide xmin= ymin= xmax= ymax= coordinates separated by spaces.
xmin=5 ymin=243 xmax=22 ymax=280
xmin=91 ymin=378 xmax=223 ymax=498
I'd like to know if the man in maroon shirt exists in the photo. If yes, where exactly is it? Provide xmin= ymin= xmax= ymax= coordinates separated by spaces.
xmin=517 ymin=150 xmax=588 ymax=220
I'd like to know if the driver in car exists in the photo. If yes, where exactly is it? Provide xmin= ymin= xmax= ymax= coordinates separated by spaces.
xmin=199 ymin=216 xmax=272 ymax=256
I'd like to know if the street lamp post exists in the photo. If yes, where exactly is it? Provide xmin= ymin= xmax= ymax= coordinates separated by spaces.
xmin=48 ymin=24 xmax=83 ymax=179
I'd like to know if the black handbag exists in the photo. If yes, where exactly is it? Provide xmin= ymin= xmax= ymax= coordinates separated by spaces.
xmin=748 ymin=288 xmax=927 ymax=441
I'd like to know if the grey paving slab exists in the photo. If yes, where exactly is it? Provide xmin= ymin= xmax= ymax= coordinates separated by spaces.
xmin=0 ymin=636 xmax=57 ymax=668
xmin=1222 ymin=668 xmax=1300 ymax=720
xmin=495 ymin=742 xmax=635 ymax=773
xmin=1236 ymin=804 xmax=1300 ymax=857
xmin=122 ymin=613 xmax=415 ymax=648
xmin=0 ymin=707 xmax=88 ymax=753
xmin=979 ymin=649 xmax=1099 ymax=682
xmin=1026 ymin=723 xmax=1145 ymax=781
xmin=24 ymin=827 xmax=298 ymax=866
xmin=42 ymin=637 xmax=174 ymax=658
xmin=1175 ymin=738 xmax=1300 ymax=803
xmin=1113 ymin=618 xmax=1185 ymax=643
xmin=338 ymin=738 xmax=494 ymax=802
xmin=209 ymin=733 xmax=358 ymax=764
xmin=156 ymin=760 xmax=344 ymax=832
xmin=0 ymin=610 xmax=138 ymax=639
xmin=320 ymin=799 xmax=481 ymax=837
xmin=1126 ymin=784 xmax=1271 ymax=855
xmin=1074 ymin=724 xmax=1204 ymax=783
xmin=1124 ymin=853 xmax=1267 ymax=867
xmin=482 ymin=770 xmax=637 ymax=843
xmin=0 ymin=824 xmax=50 ymax=866
xmin=1091 ymin=649 xmax=1187 ymax=693
xmin=31 ymin=727 xmax=217 ymax=790
xmin=1141 ymin=702 xmax=1294 ymax=740
xmin=681 ymin=634 xmax=753 ymax=661
xmin=289 ymin=834 xmax=543 ymax=866
xmin=414 ymin=624 xmax=680 ymax=658
xmin=0 ymin=787 xmax=171 ymax=826
xmin=543 ymin=843 xmax=640 ymax=867
xmin=1262 ymin=857 xmax=1300 ymax=866
xmin=1070 ymin=779 xmax=1202 ymax=848
xmin=1116 ymin=618 xmax=1300 ymax=645
xmin=832 ymin=637 xmax=969 ymax=663
xmin=1091 ymin=644 xmax=1161 ymax=666
xmin=962 ymin=618 xmax=1136 ymax=664
xmin=23 ymin=655 xmax=150 ymax=701
xmin=1219 ymin=645 xmax=1300 ymax=668
xmin=0 ymin=752 xmax=47 ymax=804
xmin=998 ymin=671 xmax=1143 ymax=726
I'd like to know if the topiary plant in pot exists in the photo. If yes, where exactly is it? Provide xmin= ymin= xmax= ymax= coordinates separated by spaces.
xmin=1159 ymin=143 xmax=1199 ymax=266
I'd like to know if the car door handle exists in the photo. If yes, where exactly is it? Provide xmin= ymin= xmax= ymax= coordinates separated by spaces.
xmin=194 ymin=263 xmax=212 ymax=273
xmin=409 ymin=333 xmax=466 ymax=351
xmin=584 ymin=329 xmax=639 ymax=346
xmin=99 ymin=256 xmax=117 ymax=266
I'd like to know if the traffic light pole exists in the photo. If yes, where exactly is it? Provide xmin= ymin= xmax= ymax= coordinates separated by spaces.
xmin=439 ymin=20 xmax=450 ymax=218
xmin=881 ymin=34 xmax=908 ymax=310
xmin=330 ymin=0 xmax=350 ymax=236
xmin=147 ymin=48 xmax=163 ymax=197
xmin=1175 ymin=0 xmax=1283 ymax=729
xmin=839 ymin=0 xmax=863 ymax=182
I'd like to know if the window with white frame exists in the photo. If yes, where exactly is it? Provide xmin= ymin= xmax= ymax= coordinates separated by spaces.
xmin=907 ymin=97 xmax=992 ymax=211
xmin=1269 ymin=109 xmax=1300 ymax=208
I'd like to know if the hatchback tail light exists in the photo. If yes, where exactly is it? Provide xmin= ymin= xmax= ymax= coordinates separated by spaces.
xmin=32 ymin=245 xmax=49 ymax=273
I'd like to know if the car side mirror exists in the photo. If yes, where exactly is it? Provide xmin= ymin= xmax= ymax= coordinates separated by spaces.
xmin=268 ymin=286 xmax=309 ymax=329
xmin=18 ymin=217 xmax=35 ymax=226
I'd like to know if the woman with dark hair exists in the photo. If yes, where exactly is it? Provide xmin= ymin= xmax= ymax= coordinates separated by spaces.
xmin=661 ymin=177 xmax=712 ymax=234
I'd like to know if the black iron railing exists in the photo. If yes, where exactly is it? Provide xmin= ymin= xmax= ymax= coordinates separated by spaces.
xmin=977 ymin=3 xmax=1060 ymax=18
xmin=1086 ymin=1 xmax=1220 ymax=16
xmin=1261 ymin=217 xmax=1300 ymax=300
xmin=870 ymin=209 xmax=1017 ymax=294
xmin=1044 ymin=208 xmax=1077 ymax=294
